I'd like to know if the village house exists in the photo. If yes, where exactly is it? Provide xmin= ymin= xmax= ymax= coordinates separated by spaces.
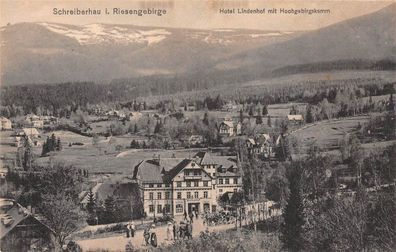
xmin=40 ymin=116 xmax=59 ymax=126
xmin=218 ymin=116 xmax=242 ymax=137
xmin=287 ymin=114 xmax=304 ymax=124
xmin=14 ymin=128 xmax=40 ymax=147
xmin=127 ymin=111 xmax=143 ymax=121
xmin=132 ymin=152 xmax=242 ymax=217
xmin=105 ymin=110 xmax=126 ymax=120
xmin=0 ymin=199 xmax=54 ymax=252
xmin=188 ymin=135 xmax=204 ymax=146
xmin=246 ymin=134 xmax=274 ymax=159
xmin=0 ymin=117 xmax=12 ymax=130
xmin=25 ymin=114 xmax=44 ymax=129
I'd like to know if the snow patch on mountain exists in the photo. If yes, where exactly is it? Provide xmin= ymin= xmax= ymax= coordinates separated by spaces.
xmin=39 ymin=22 xmax=171 ymax=45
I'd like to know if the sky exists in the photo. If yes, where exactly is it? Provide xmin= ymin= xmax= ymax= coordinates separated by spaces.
xmin=0 ymin=0 xmax=394 ymax=31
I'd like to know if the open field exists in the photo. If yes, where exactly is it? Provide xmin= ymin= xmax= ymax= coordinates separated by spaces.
xmin=34 ymin=130 xmax=209 ymax=174
xmin=291 ymin=115 xmax=371 ymax=151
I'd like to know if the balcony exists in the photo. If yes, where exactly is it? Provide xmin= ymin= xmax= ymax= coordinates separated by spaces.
xmin=184 ymin=175 xmax=202 ymax=180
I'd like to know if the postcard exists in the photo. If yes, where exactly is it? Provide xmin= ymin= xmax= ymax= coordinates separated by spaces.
xmin=0 ymin=1 xmax=395 ymax=251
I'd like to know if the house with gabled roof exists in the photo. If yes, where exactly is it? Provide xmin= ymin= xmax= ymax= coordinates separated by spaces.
xmin=132 ymin=152 xmax=242 ymax=217
xmin=0 ymin=199 xmax=54 ymax=252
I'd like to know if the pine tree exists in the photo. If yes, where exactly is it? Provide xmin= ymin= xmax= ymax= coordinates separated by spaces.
xmin=41 ymin=140 xmax=48 ymax=156
xmin=256 ymin=114 xmax=263 ymax=125
xmin=281 ymin=164 xmax=305 ymax=251
xmin=248 ymin=106 xmax=254 ymax=117
xmin=306 ymin=105 xmax=314 ymax=123
xmin=51 ymin=133 xmax=56 ymax=146
xmin=154 ymin=120 xmax=163 ymax=134
xmin=262 ymin=105 xmax=268 ymax=116
xmin=104 ymin=196 xmax=117 ymax=223
xmin=239 ymin=110 xmax=244 ymax=123
xmin=22 ymin=136 xmax=32 ymax=171
xmin=203 ymin=112 xmax=209 ymax=126
xmin=56 ymin=138 xmax=62 ymax=151
xmin=86 ymin=189 xmax=96 ymax=215
xmin=387 ymin=93 xmax=394 ymax=111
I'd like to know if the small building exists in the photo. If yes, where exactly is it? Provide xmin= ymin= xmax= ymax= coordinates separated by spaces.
xmin=219 ymin=121 xmax=235 ymax=137
xmin=40 ymin=116 xmax=59 ymax=126
xmin=188 ymin=135 xmax=204 ymax=146
xmin=0 ymin=199 xmax=54 ymax=251
xmin=22 ymin=128 xmax=40 ymax=138
xmin=0 ymin=117 xmax=12 ymax=130
xmin=287 ymin=114 xmax=304 ymax=123
xmin=127 ymin=111 xmax=143 ymax=121
xmin=246 ymin=134 xmax=274 ymax=159
xmin=25 ymin=114 xmax=44 ymax=129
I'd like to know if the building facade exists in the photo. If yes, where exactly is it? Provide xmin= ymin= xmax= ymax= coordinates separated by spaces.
xmin=132 ymin=152 xmax=242 ymax=217
xmin=0 ymin=117 xmax=12 ymax=130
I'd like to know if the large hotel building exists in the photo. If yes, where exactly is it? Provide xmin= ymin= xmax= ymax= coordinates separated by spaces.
xmin=132 ymin=151 xmax=242 ymax=217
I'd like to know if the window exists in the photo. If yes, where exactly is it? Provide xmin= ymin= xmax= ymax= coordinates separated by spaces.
xmin=157 ymin=204 xmax=162 ymax=214
xmin=157 ymin=192 xmax=162 ymax=200
xmin=219 ymin=178 xmax=223 ymax=184
xmin=234 ymin=188 xmax=238 ymax=193
xmin=157 ymin=184 xmax=162 ymax=188
xmin=164 ymin=204 xmax=171 ymax=213
xmin=204 ymin=191 xmax=208 ymax=198
xmin=219 ymin=189 xmax=223 ymax=193
xmin=233 ymin=178 xmax=238 ymax=184
xmin=186 ymin=181 xmax=191 ymax=187
xmin=177 ymin=182 xmax=182 ymax=187
xmin=165 ymin=184 xmax=170 ymax=187
xmin=165 ymin=192 xmax=170 ymax=199
xmin=194 ymin=191 xmax=199 ymax=198
xmin=185 ymin=171 xmax=189 ymax=176
xmin=225 ymin=178 xmax=230 ymax=184
xmin=177 ymin=192 xmax=182 ymax=199
xmin=149 ymin=184 xmax=154 ymax=188
xmin=203 ymin=181 xmax=208 ymax=187
xmin=187 ymin=192 xmax=191 ymax=198
xmin=176 ymin=204 xmax=183 ymax=213
xmin=212 ymin=173 xmax=216 ymax=177
xmin=194 ymin=170 xmax=200 ymax=176
xmin=149 ymin=192 xmax=154 ymax=200
xmin=194 ymin=181 xmax=199 ymax=187
xmin=149 ymin=205 xmax=154 ymax=213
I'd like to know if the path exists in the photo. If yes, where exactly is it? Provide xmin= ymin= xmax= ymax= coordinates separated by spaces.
xmin=77 ymin=216 xmax=235 ymax=251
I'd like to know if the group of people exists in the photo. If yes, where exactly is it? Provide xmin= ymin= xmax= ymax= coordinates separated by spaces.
xmin=167 ymin=220 xmax=193 ymax=241
xmin=143 ymin=224 xmax=158 ymax=247
xmin=125 ymin=222 xmax=136 ymax=238
xmin=124 ymin=212 xmax=197 ymax=248
xmin=203 ymin=212 xmax=236 ymax=226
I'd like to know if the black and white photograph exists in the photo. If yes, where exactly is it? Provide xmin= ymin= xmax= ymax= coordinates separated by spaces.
xmin=0 ymin=0 xmax=395 ymax=251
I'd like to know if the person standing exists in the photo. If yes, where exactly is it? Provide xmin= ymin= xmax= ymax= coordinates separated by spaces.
xmin=143 ymin=226 xmax=151 ymax=245
xmin=126 ymin=223 xmax=130 ymax=238
xmin=189 ymin=212 xmax=194 ymax=223
xmin=150 ymin=224 xmax=157 ymax=247
xmin=130 ymin=222 xmax=135 ymax=237
xmin=166 ymin=222 xmax=172 ymax=241
xmin=187 ymin=221 xmax=193 ymax=239
xmin=173 ymin=221 xmax=178 ymax=240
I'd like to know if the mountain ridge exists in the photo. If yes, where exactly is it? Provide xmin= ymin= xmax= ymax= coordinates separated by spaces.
xmin=1 ymin=3 xmax=395 ymax=86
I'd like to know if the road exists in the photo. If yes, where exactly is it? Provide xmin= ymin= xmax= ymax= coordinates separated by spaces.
xmin=77 ymin=216 xmax=236 ymax=251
